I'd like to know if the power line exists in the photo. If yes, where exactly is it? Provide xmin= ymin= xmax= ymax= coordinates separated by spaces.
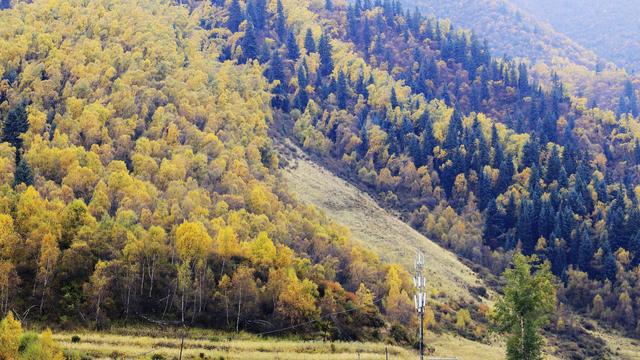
xmin=128 ymin=297 xmax=386 ymax=356
xmin=257 ymin=297 xmax=384 ymax=336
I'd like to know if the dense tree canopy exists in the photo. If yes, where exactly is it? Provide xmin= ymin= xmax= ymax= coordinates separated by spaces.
xmin=2 ymin=0 xmax=640 ymax=355
xmin=0 ymin=0 xmax=410 ymax=340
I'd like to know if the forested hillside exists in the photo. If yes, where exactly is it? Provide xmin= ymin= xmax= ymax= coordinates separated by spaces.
xmin=406 ymin=0 xmax=598 ymax=68
xmin=256 ymin=0 xmax=640 ymax=347
xmin=2 ymin=0 xmax=640 ymax=358
xmin=513 ymin=0 xmax=640 ymax=72
xmin=406 ymin=0 xmax=636 ymax=113
xmin=0 ymin=0 xmax=413 ymax=342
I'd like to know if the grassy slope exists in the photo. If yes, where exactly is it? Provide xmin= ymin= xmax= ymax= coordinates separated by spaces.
xmin=284 ymin=145 xmax=640 ymax=360
xmin=281 ymin=143 xmax=487 ymax=302
xmin=279 ymin=142 xmax=554 ymax=359
xmin=586 ymin=328 xmax=640 ymax=360
xmin=279 ymin=143 xmax=640 ymax=359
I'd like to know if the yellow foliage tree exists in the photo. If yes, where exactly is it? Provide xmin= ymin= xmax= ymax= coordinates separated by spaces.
xmin=383 ymin=265 xmax=414 ymax=325
xmin=175 ymin=221 xmax=213 ymax=321
xmin=250 ymin=231 xmax=277 ymax=266
xmin=37 ymin=233 xmax=60 ymax=313
xmin=276 ymin=270 xmax=319 ymax=325
xmin=0 ymin=312 xmax=22 ymax=360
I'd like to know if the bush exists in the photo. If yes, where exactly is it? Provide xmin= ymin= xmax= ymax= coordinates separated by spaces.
xmin=390 ymin=324 xmax=411 ymax=345
xmin=18 ymin=331 xmax=39 ymax=353
xmin=151 ymin=354 xmax=166 ymax=360
xmin=71 ymin=335 xmax=81 ymax=343
xmin=64 ymin=349 xmax=90 ymax=360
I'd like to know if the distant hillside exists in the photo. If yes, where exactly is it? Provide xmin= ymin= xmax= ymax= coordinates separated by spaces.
xmin=407 ymin=0 xmax=599 ymax=68
xmin=513 ymin=0 xmax=640 ymax=72
xmin=406 ymin=0 xmax=632 ymax=110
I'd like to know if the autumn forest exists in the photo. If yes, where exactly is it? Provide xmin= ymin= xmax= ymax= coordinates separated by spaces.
xmin=1 ymin=0 xmax=640 ymax=359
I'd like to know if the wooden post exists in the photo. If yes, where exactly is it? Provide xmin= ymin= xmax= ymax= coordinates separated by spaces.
xmin=179 ymin=326 xmax=185 ymax=360
xmin=385 ymin=346 xmax=389 ymax=360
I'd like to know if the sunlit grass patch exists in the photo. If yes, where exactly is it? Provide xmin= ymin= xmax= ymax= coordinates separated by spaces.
xmin=54 ymin=329 xmax=415 ymax=359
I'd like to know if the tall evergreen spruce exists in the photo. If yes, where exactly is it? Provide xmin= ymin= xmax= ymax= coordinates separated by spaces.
xmin=318 ymin=33 xmax=334 ymax=76
xmin=325 ymin=0 xmax=333 ymax=11
xmin=304 ymin=29 xmax=316 ymax=53
xmin=241 ymin=22 xmax=259 ymax=62
xmin=336 ymin=71 xmax=348 ymax=109
xmin=14 ymin=156 xmax=33 ymax=187
xmin=295 ymin=63 xmax=309 ymax=110
xmin=226 ymin=0 xmax=243 ymax=32
xmin=286 ymin=31 xmax=300 ymax=60
xmin=276 ymin=0 xmax=286 ymax=41
xmin=2 ymin=103 xmax=29 ymax=150
xmin=269 ymin=50 xmax=289 ymax=111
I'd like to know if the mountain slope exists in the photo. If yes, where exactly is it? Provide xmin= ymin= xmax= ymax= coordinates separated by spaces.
xmin=406 ymin=0 xmax=599 ymax=68
xmin=406 ymin=0 xmax=631 ymax=110
xmin=273 ymin=0 xmax=639 ymax=356
xmin=281 ymin=141 xmax=487 ymax=301
xmin=280 ymin=144 xmax=540 ymax=360
xmin=513 ymin=0 xmax=640 ymax=72
xmin=0 ymin=0 xmax=401 ymax=342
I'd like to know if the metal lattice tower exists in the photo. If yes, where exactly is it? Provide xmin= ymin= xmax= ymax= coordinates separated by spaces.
xmin=413 ymin=251 xmax=426 ymax=360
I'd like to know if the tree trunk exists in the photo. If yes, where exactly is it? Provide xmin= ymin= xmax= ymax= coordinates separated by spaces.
xmin=140 ymin=261 xmax=145 ymax=295
xmin=96 ymin=293 xmax=102 ymax=327
xmin=39 ymin=275 xmax=48 ymax=315
xmin=236 ymin=287 xmax=243 ymax=332
xmin=181 ymin=291 xmax=185 ymax=324
xmin=148 ymin=256 xmax=156 ymax=298
xmin=125 ymin=279 xmax=131 ymax=321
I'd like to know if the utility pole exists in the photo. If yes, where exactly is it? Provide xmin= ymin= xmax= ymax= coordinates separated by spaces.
xmin=413 ymin=252 xmax=426 ymax=360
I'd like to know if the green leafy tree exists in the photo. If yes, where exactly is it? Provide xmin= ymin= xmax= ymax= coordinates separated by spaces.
xmin=493 ymin=254 xmax=556 ymax=360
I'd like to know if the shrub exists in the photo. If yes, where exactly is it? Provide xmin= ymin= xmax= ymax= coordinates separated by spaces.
xmin=390 ymin=324 xmax=411 ymax=345
xmin=64 ymin=349 xmax=89 ymax=360
xmin=19 ymin=331 xmax=40 ymax=353
xmin=0 ymin=313 xmax=23 ymax=359
xmin=71 ymin=335 xmax=81 ymax=343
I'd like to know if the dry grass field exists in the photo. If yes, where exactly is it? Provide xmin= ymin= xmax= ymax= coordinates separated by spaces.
xmin=52 ymin=327 xmax=520 ymax=360
xmin=281 ymin=150 xmax=488 ymax=302
xmin=54 ymin=329 xmax=416 ymax=359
